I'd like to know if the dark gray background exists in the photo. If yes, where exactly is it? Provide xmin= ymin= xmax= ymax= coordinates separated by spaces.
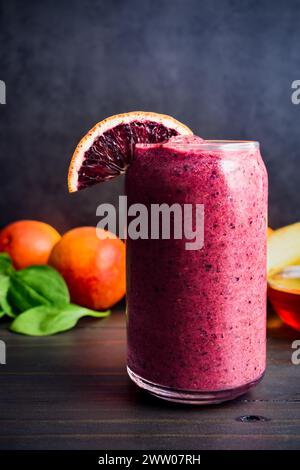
xmin=0 ymin=0 xmax=299 ymax=233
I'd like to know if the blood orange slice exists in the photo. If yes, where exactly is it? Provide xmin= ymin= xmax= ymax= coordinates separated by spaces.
xmin=68 ymin=111 xmax=193 ymax=192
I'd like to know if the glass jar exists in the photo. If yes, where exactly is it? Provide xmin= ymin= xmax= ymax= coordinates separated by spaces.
xmin=126 ymin=139 xmax=268 ymax=404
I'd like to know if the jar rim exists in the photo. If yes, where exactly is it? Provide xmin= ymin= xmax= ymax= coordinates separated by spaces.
xmin=136 ymin=140 xmax=260 ymax=151
xmin=196 ymin=140 xmax=259 ymax=150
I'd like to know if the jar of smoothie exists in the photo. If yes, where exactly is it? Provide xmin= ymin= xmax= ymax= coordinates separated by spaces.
xmin=126 ymin=136 xmax=268 ymax=404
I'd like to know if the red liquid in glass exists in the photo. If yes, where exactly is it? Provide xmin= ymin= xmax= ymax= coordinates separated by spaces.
xmin=268 ymin=286 xmax=300 ymax=331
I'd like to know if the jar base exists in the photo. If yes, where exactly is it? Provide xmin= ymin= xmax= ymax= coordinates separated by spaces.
xmin=127 ymin=367 xmax=264 ymax=405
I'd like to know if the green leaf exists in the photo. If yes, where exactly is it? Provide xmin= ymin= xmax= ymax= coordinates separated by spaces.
xmin=8 ymin=265 xmax=70 ymax=312
xmin=10 ymin=304 xmax=111 ymax=336
xmin=0 ymin=253 xmax=14 ymax=276
xmin=0 ymin=274 xmax=15 ymax=317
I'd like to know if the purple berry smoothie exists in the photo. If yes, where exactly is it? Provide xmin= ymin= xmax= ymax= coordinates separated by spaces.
xmin=126 ymin=136 xmax=268 ymax=404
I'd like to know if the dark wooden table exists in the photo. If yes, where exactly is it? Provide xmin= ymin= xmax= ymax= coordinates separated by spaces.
xmin=0 ymin=307 xmax=299 ymax=450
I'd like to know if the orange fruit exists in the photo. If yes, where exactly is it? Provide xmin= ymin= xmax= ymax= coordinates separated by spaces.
xmin=49 ymin=227 xmax=126 ymax=310
xmin=68 ymin=111 xmax=193 ymax=192
xmin=0 ymin=220 xmax=61 ymax=269
xmin=267 ymin=227 xmax=273 ymax=236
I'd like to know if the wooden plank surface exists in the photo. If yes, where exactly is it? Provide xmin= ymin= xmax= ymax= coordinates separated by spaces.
xmin=0 ymin=307 xmax=299 ymax=450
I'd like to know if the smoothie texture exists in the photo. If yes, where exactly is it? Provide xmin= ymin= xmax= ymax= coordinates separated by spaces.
xmin=126 ymin=136 xmax=267 ymax=393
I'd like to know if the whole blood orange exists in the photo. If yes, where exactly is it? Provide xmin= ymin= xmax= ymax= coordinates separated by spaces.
xmin=0 ymin=220 xmax=61 ymax=269
xmin=49 ymin=227 xmax=125 ymax=310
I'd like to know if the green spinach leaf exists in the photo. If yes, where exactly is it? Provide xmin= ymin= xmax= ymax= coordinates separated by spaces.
xmin=0 ymin=253 xmax=14 ymax=276
xmin=10 ymin=304 xmax=111 ymax=336
xmin=0 ymin=274 xmax=15 ymax=317
xmin=8 ymin=265 xmax=70 ymax=312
